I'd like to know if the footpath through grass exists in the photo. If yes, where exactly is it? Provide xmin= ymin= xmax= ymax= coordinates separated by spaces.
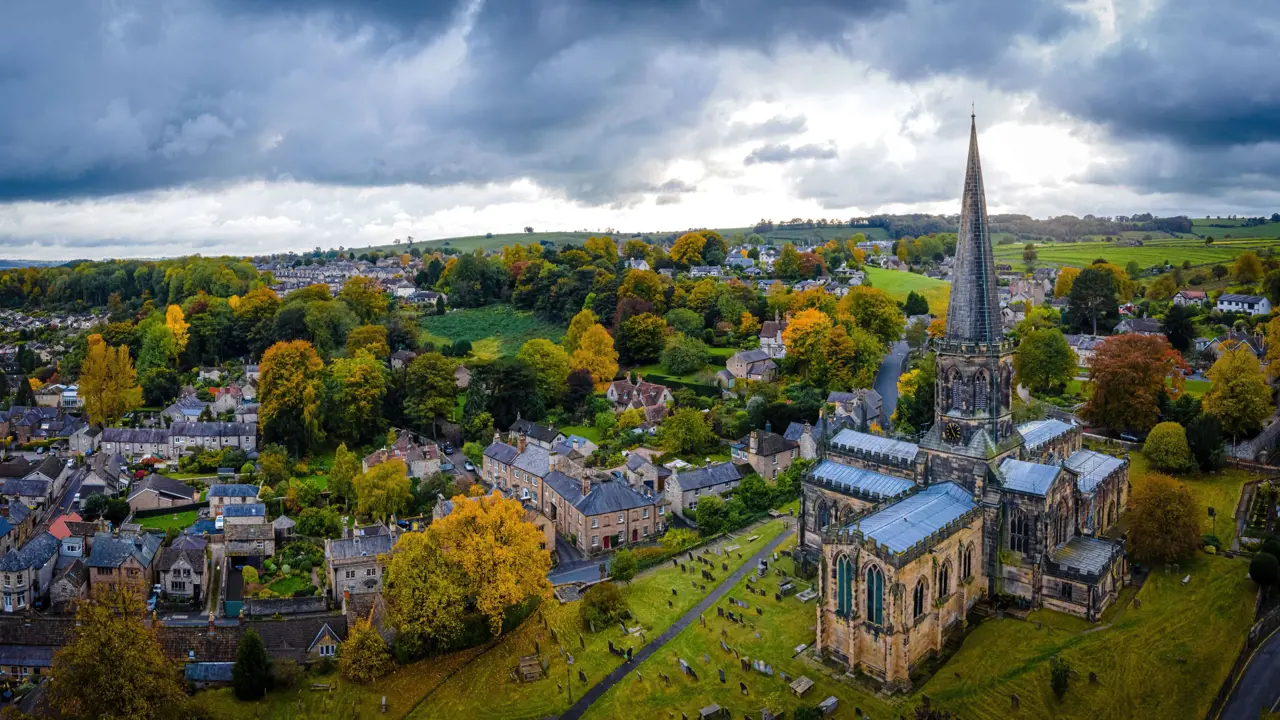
xmin=409 ymin=519 xmax=789 ymax=720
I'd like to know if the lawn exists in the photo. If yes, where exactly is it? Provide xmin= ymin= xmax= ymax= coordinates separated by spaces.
xmin=136 ymin=510 xmax=198 ymax=531
xmin=583 ymin=534 xmax=902 ymax=720
xmin=409 ymin=519 xmax=790 ymax=720
xmin=864 ymin=266 xmax=950 ymax=318
xmin=420 ymin=304 xmax=567 ymax=359
xmin=992 ymin=236 xmax=1277 ymax=272
xmin=558 ymin=425 xmax=602 ymax=443
xmin=266 ymin=575 xmax=312 ymax=596
xmin=1122 ymin=451 xmax=1251 ymax=545
xmin=193 ymin=646 xmax=488 ymax=719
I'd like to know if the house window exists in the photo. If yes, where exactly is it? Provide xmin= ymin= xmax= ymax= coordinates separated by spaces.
xmin=642 ymin=508 xmax=649 ymax=519
xmin=1009 ymin=511 xmax=1030 ymax=554
xmin=865 ymin=565 xmax=884 ymax=626
xmin=616 ymin=513 xmax=624 ymax=524
xmin=591 ymin=518 xmax=598 ymax=529
xmin=345 ymin=570 xmax=356 ymax=579
xmin=591 ymin=535 xmax=599 ymax=548
xmin=2 ymin=596 xmax=10 ymax=612
xmin=171 ymin=581 xmax=186 ymax=592
xmin=913 ymin=579 xmax=926 ymax=619
xmin=318 ymin=644 xmax=336 ymax=657
xmin=365 ymin=568 xmax=375 ymax=576
xmin=772 ymin=455 xmax=777 ymax=465
xmin=659 ymin=506 xmax=665 ymax=515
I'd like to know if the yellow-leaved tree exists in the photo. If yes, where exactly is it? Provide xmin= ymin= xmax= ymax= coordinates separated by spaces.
xmin=340 ymin=616 xmax=395 ymax=684
xmin=1203 ymin=344 xmax=1273 ymax=440
xmin=382 ymin=530 xmax=469 ymax=649
xmin=431 ymin=492 xmax=553 ymax=635
xmin=259 ymin=339 xmax=326 ymax=454
xmin=781 ymin=308 xmax=833 ymax=380
xmin=563 ymin=308 xmax=599 ymax=355
xmin=570 ymin=323 xmax=619 ymax=389
xmin=79 ymin=334 xmax=142 ymax=427
xmin=165 ymin=304 xmax=189 ymax=359
xmin=1053 ymin=267 xmax=1080 ymax=298
xmin=354 ymin=457 xmax=412 ymax=522
xmin=670 ymin=231 xmax=707 ymax=267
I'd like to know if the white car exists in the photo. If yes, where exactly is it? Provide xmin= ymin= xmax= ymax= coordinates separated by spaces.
xmin=72 ymin=492 xmax=80 ymax=508
xmin=464 ymin=460 xmax=475 ymax=472
xmin=215 ymin=514 xmax=225 ymax=531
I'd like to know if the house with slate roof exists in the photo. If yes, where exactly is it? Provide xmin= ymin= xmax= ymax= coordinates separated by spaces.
xmin=208 ymin=483 xmax=260 ymax=517
xmin=81 ymin=452 xmax=127 ymax=498
xmin=508 ymin=417 xmax=566 ymax=450
xmin=222 ymin=503 xmax=266 ymax=525
xmin=325 ymin=525 xmax=395 ymax=598
xmin=0 ymin=533 xmax=59 ymax=613
xmin=482 ymin=432 xmax=553 ymax=503
xmin=87 ymin=532 xmax=163 ymax=600
xmin=812 ymin=119 xmax=1131 ymax=688
xmin=758 ymin=311 xmax=788 ymax=359
xmin=538 ymin=468 xmax=661 ymax=555
xmin=1216 ymin=293 xmax=1271 ymax=316
xmin=49 ymin=559 xmax=88 ymax=612
xmin=127 ymin=474 xmax=199 ymax=512
xmin=826 ymin=389 xmax=885 ymax=432
xmin=664 ymin=462 xmax=746 ymax=520
xmin=731 ymin=426 xmax=798 ymax=479
xmin=605 ymin=377 xmax=673 ymax=416
xmin=726 ymin=349 xmax=777 ymax=382
xmin=99 ymin=427 xmax=172 ymax=459
xmin=169 ymin=421 xmax=258 ymax=454
xmin=158 ymin=546 xmax=205 ymax=601
xmin=362 ymin=434 xmax=441 ymax=479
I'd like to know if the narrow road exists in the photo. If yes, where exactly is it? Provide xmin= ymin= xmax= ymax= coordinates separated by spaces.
xmin=1221 ymin=625 xmax=1280 ymax=720
xmin=874 ymin=340 xmax=909 ymax=428
xmin=559 ymin=524 xmax=795 ymax=720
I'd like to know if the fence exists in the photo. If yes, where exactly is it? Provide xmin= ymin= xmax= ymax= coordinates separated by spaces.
xmin=1207 ymin=597 xmax=1280 ymax=719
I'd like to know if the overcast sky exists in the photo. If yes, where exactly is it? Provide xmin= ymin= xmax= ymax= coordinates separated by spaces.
xmin=2 ymin=0 xmax=1279 ymax=260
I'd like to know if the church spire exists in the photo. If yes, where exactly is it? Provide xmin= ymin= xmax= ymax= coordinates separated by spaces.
xmin=944 ymin=115 xmax=1001 ymax=346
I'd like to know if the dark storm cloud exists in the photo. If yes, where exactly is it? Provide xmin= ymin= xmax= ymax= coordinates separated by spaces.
xmin=744 ymin=143 xmax=838 ymax=166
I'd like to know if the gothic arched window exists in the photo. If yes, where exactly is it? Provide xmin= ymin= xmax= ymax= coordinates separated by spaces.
xmin=1010 ymin=511 xmax=1030 ymax=554
xmin=974 ymin=370 xmax=989 ymax=412
xmin=836 ymin=555 xmax=854 ymax=617
xmin=962 ymin=544 xmax=973 ymax=579
xmin=938 ymin=561 xmax=951 ymax=600
xmin=950 ymin=369 xmax=965 ymax=411
xmin=865 ymin=565 xmax=884 ymax=626
xmin=818 ymin=502 xmax=831 ymax=530
xmin=912 ymin=579 xmax=926 ymax=619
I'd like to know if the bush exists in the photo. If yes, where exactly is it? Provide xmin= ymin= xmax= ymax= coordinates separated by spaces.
xmin=662 ymin=528 xmax=699 ymax=552
xmin=1143 ymin=422 xmax=1192 ymax=471
xmin=1202 ymin=534 xmax=1223 ymax=550
xmin=1250 ymin=551 xmax=1280 ymax=589
xmin=312 ymin=656 xmax=337 ymax=675
xmin=299 ymin=560 xmax=313 ymax=573
xmin=1050 ymin=656 xmax=1071 ymax=699
xmin=579 ymin=582 xmax=628 ymax=631
xmin=610 ymin=549 xmax=638 ymax=583
xmin=661 ymin=334 xmax=710 ymax=376
xmin=270 ymin=659 xmax=303 ymax=688
xmin=1127 ymin=472 xmax=1201 ymax=563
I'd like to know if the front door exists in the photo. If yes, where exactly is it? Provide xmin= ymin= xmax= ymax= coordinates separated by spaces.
xmin=603 ymin=535 xmax=611 ymax=550
xmin=632 ymin=529 xmax=638 ymax=542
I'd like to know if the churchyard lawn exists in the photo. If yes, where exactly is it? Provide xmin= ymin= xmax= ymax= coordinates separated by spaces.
xmin=408 ymin=518 xmax=790 ymax=720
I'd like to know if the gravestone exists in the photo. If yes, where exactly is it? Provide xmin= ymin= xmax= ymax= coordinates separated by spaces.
xmin=673 ymin=558 xmax=679 ymax=568
xmin=740 ymin=681 xmax=749 ymax=696
xmin=703 ymin=654 xmax=710 ymax=664
xmin=681 ymin=565 xmax=687 ymax=573
xmin=719 ymin=668 xmax=726 ymax=683
xmin=721 ymin=640 xmax=730 ymax=653
xmin=637 ymin=671 xmax=642 ymax=682
xmin=780 ymin=671 xmax=790 ymax=683
xmin=722 ymin=562 xmax=728 ymax=571
xmin=579 ymin=670 xmax=587 ymax=683
xmin=689 ymin=668 xmax=698 ymax=681
xmin=590 ymin=621 xmax=596 ymax=633
xmin=754 ymin=632 xmax=761 ymax=639
xmin=679 ymin=658 xmax=692 ymax=675
xmin=668 ymin=600 xmax=673 ymax=608
xmin=775 ymin=592 xmax=782 ymax=602
xmin=1011 ymin=694 xmax=1020 ymax=710
xmin=661 ymin=672 xmax=671 ymax=686
xmin=580 ymin=635 xmax=585 ymax=649
xmin=609 ymin=640 xmax=616 ymax=653
xmin=557 ymin=683 xmax=562 ymax=693
xmin=627 ymin=647 xmax=633 ymax=661
xmin=740 ymin=657 xmax=750 ymax=671
xmin=818 ymin=696 xmax=838 ymax=716
xmin=550 ymin=628 xmax=558 ymax=644
xmin=1089 ymin=671 xmax=1099 ymax=685
xmin=757 ymin=607 xmax=763 ymax=616
xmin=718 ymin=606 xmax=724 ymax=617
xmin=673 ymin=588 xmax=678 ymax=596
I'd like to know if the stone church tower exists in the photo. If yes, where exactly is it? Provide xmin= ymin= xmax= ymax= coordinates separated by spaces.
xmin=919 ymin=116 xmax=1023 ymax=491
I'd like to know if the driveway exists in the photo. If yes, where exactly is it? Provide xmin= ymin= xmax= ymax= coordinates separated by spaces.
xmin=1221 ymin=626 xmax=1280 ymax=720
xmin=874 ymin=340 xmax=909 ymax=428
xmin=548 ymin=536 xmax=610 ymax=585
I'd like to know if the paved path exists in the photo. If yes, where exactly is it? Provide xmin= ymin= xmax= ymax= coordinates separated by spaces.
xmin=1221 ymin=625 xmax=1280 ymax=720
xmin=559 ymin=524 xmax=795 ymax=720
xmin=873 ymin=340 xmax=909 ymax=428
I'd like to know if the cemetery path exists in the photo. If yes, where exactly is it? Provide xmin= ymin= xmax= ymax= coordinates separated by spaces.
xmin=559 ymin=523 xmax=796 ymax=720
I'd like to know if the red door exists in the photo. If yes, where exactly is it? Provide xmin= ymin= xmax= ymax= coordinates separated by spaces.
xmin=632 ymin=529 xmax=638 ymax=542
xmin=603 ymin=535 xmax=611 ymax=549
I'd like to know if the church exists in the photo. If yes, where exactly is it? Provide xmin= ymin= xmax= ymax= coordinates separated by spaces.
xmin=803 ymin=116 xmax=1131 ymax=688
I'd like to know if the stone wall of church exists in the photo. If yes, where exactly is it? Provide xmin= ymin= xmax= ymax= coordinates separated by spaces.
xmin=1076 ymin=462 xmax=1129 ymax=536
xmin=1024 ymin=426 xmax=1082 ymax=465
xmin=817 ymin=515 xmax=984 ymax=688
xmin=800 ymin=483 xmax=878 ymax=548
xmin=990 ymin=477 xmax=1074 ymax=604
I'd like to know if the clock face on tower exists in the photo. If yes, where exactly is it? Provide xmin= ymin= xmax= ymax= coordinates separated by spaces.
xmin=943 ymin=421 xmax=963 ymax=444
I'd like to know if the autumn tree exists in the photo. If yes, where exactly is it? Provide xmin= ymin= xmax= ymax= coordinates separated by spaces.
xmin=892 ymin=354 xmax=936 ymax=435
xmin=1147 ymin=273 xmax=1178 ymax=301
xmin=355 ymin=458 xmax=412 ymax=522
xmin=671 ymin=232 xmax=707 ymax=268
xmin=339 ymin=275 xmax=390 ymax=324
xmin=1053 ymin=267 xmax=1080 ymax=298
xmin=345 ymin=324 xmax=391 ymax=358
xmin=1081 ymin=334 xmax=1187 ymax=432
xmin=329 ymin=442 xmax=360 ymax=509
xmin=431 ymin=492 xmax=553 ymax=635
xmin=259 ymin=340 xmax=326 ymax=454
xmin=340 ymin=617 xmax=394 ymax=683
xmin=1203 ymin=345 xmax=1273 ymax=439
xmin=1127 ymin=472 xmax=1200 ymax=563
xmin=1014 ymin=329 xmax=1077 ymax=394
xmin=404 ymin=351 xmax=458 ymax=435
xmin=782 ymin=308 xmax=833 ymax=381
xmin=48 ymin=586 xmax=187 ymax=720
xmin=616 ymin=312 xmax=667 ymax=365
xmin=837 ymin=287 xmax=905 ymax=348
xmin=583 ymin=235 xmax=619 ymax=264
xmin=619 ymin=269 xmax=666 ymax=310
xmin=232 ymin=628 xmax=272 ymax=700
xmin=774 ymin=243 xmax=803 ymax=279
xmin=660 ymin=407 xmax=717 ymax=454
xmin=383 ymin=529 xmax=468 ymax=650
xmin=570 ymin=323 xmax=619 ymax=388
xmin=325 ymin=350 xmax=387 ymax=444
xmin=563 ymin=308 xmax=599 ymax=355
xmin=78 ymin=334 xmax=143 ymax=427
xmin=517 ymin=338 xmax=571 ymax=407
xmin=1233 ymin=250 xmax=1264 ymax=284
xmin=1143 ymin=421 xmax=1192 ymax=472
xmin=738 ymin=311 xmax=761 ymax=337
xmin=165 ymin=304 xmax=190 ymax=359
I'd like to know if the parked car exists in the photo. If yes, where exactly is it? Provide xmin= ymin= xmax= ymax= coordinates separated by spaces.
xmin=463 ymin=460 xmax=475 ymax=472
xmin=443 ymin=444 xmax=455 ymax=455
xmin=72 ymin=492 xmax=80 ymax=508
xmin=215 ymin=514 xmax=225 ymax=531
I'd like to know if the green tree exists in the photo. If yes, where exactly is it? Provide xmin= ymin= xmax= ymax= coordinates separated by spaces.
xmin=735 ymin=473 xmax=773 ymax=514
xmin=1067 ymin=267 xmax=1119 ymax=335
xmin=616 ymin=313 xmax=667 ymax=365
xmin=1263 ymin=269 xmax=1280 ymax=305
xmin=664 ymin=308 xmax=703 ymax=336
xmin=1250 ymin=552 xmax=1280 ymax=589
xmin=661 ymin=333 xmax=710 ymax=376
xmin=837 ymin=287 xmax=906 ymax=348
xmin=297 ymin=506 xmax=343 ymax=538
xmin=661 ymin=407 xmax=717 ymax=455
xmin=1014 ymin=329 xmax=1077 ymax=394
xmin=517 ymin=339 xmax=571 ymax=407
xmin=579 ymin=581 xmax=628 ymax=630
xmin=1143 ymin=422 xmax=1192 ymax=472
xmin=1186 ymin=413 xmax=1225 ymax=471
xmin=902 ymin=291 xmax=929 ymax=316
xmin=1127 ymin=472 xmax=1200 ymax=563
xmin=1050 ymin=656 xmax=1071 ymax=699
xmin=233 ymin=628 xmax=272 ymax=700
xmin=354 ymin=458 xmax=412 ymax=522
xmin=1203 ymin=346 xmax=1272 ymax=439
xmin=695 ymin=495 xmax=728 ymax=535
xmin=329 ymin=443 xmax=360 ymax=509
xmin=610 ymin=549 xmax=638 ymax=583
xmin=325 ymin=350 xmax=388 ymax=444
xmin=405 ymin=352 xmax=458 ymax=436
xmin=775 ymin=243 xmax=802 ymax=279
xmin=1162 ymin=304 xmax=1196 ymax=352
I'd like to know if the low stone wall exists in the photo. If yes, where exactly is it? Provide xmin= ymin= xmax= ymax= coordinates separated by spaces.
xmin=244 ymin=594 xmax=327 ymax=617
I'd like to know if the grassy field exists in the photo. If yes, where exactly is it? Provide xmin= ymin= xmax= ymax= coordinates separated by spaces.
xmin=136 ymin=510 xmax=198 ymax=531
xmin=420 ymin=304 xmax=567 ymax=359
xmin=193 ymin=646 xmax=488 ymax=719
xmin=993 ymin=236 xmax=1279 ymax=272
xmin=408 ymin=519 xmax=790 ymax=720
xmin=558 ymin=425 xmax=602 ymax=443
xmin=583 ymin=534 xmax=902 ymax=720
xmin=266 ymin=575 xmax=312 ymax=596
xmin=865 ymin=266 xmax=951 ymax=318
xmin=1120 ymin=451 xmax=1251 ymax=545
xmin=1191 ymin=218 xmax=1280 ymax=237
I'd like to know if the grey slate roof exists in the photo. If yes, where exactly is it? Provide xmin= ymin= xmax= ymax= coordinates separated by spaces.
xmin=101 ymin=427 xmax=171 ymax=444
xmin=483 ymin=441 xmax=520 ymax=465
xmin=1016 ymin=419 xmax=1076 ymax=451
xmin=0 ymin=532 xmax=58 ymax=572
xmin=170 ymin=421 xmax=256 ymax=437
xmin=87 ymin=532 xmax=162 ymax=569
xmin=208 ymin=483 xmax=259 ymax=498
xmin=830 ymin=429 xmax=919 ymax=463
xmin=226 ymin=524 xmax=274 ymax=541
xmin=158 ymin=547 xmax=204 ymax=574
xmin=1219 ymin=293 xmax=1266 ymax=303
xmin=129 ymin=474 xmax=196 ymax=502
xmin=272 ymin=515 xmax=296 ymax=530
xmin=731 ymin=349 xmax=772 ymax=364
xmin=0 ymin=645 xmax=55 ymax=668
xmin=736 ymin=430 xmax=797 ymax=457
xmin=0 ymin=478 xmax=48 ymax=498
xmin=811 ymin=460 xmax=914 ymax=500
xmin=574 ymin=481 xmax=653 ymax=516
xmin=328 ymin=532 xmax=394 ymax=560
xmin=857 ymin=482 xmax=975 ymax=553
xmin=509 ymin=419 xmax=562 ymax=444
xmin=222 ymin=503 xmax=266 ymax=518
xmin=673 ymin=462 xmax=744 ymax=491
xmin=27 ymin=456 xmax=64 ymax=481
xmin=186 ymin=662 xmax=234 ymax=683
xmin=1065 ymin=449 xmax=1125 ymax=494
xmin=1049 ymin=535 xmax=1118 ymax=576
xmin=998 ymin=458 xmax=1061 ymax=497
xmin=511 ymin=445 xmax=551 ymax=478
xmin=543 ymin=470 xmax=584 ymax=506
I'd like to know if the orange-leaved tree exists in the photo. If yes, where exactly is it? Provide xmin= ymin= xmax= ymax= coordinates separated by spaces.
xmin=1081 ymin=334 xmax=1187 ymax=432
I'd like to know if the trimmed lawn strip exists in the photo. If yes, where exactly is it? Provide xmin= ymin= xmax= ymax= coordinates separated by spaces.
xmin=136 ymin=510 xmax=198 ymax=531
xmin=412 ymin=519 xmax=788 ymax=720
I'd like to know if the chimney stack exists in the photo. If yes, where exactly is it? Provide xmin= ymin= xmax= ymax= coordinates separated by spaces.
xmin=493 ymin=430 xmax=501 ymax=445
xmin=581 ymin=475 xmax=591 ymax=498
xmin=517 ymin=432 xmax=527 ymax=454
xmin=749 ymin=430 xmax=759 ymax=455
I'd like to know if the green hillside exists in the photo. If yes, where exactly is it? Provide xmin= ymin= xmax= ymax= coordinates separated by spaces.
xmin=993 ymin=236 xmax=1280 ymax=271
